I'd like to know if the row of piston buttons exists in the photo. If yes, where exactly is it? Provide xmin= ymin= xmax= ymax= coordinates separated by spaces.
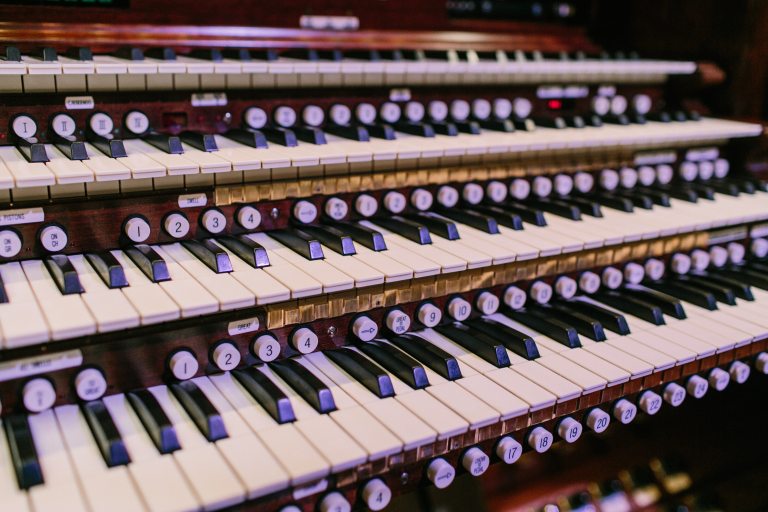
xmin=278 ymin=478 xmax=392 ymax=512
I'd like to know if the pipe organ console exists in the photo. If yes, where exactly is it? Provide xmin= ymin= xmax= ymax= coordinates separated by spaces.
xmin=0 ymin=1 xmax=766 ymax=511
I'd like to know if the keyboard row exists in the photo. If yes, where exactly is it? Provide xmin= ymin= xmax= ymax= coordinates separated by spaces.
xmin=0 ymin=117 xmax=761 ymax=198
xmin=1 ymin=184 xmax=766 ymax=348
xmin=2 ymin=266 xmax=767 ymax=511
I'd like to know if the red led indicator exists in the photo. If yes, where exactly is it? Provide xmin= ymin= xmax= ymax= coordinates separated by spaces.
xmin=547 ymin=99 xmax=563 ymax=110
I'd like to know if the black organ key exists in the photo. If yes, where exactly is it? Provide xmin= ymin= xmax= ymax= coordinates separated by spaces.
xmin=557 ymin=196 xmax=603 ymax=217
xmin=452 ymin=120 xmax=482 ymax=134
xmin=528 ymin=197 xmax=582 ymax=220
xmin=718 ymin=266 xmax=768 ymax=290
xmin=145 ymin=47 xmax=177 ymax=60
xmin=533 ymin=116 xmax=567 ymax=129
xmin=430 ymin=121 xmax=459 ymax=136
xmin=373 ymin=217 xmax=432 ymax=245
xmin=356 ymin=339 xmax=431 ymax=388
xmin=114 ymin=47 xmax=145 ymax=61
xmin=142 ymin=133 xmax=184 ymax=154
xmin=127 ymin=390 xmax=181 ymax=454
xmin=635 ymin=187 xmax=672 ymax=207
xmin=690 ymin=271 xmax=754 ymax=301
xmin=434 ymin=323 xmax=511 ymax=368
xmin=601 ymin=114 xmax=630 ymax=125
xmin=125 ymin=244 xmax=171 ymax=283
xmin=465 ymin=317 xmax=540 ymax=360
xmin=224 ymin=128 xmax=268 ymax=149
xmin=260 ymin=127 xmax=298 ymax=147
xmin=44 ymin=254 xmax=84 ymax=295
xmin=179 ymin=132 xmax=218 ymax=152
xmin=504 ymin=308 xmax=582 ymax=348
xmin=471 ymin=205 xmax=525 ymax=230
xmin=51 ymin=137 xmax=88 ymax=161
xmin=512 ymin=117 xmax=536 ymax=131
xmin=395 ymin=122 xmax=435 ymax=137
xmin=325 ymin=348 xmax=395 ymax=398
xmin=587 ymin=193 xmax=634 ymax=213
xmin=0 ymin=272 xmax=8 ymax=303
xmin=532 ymin=302 xmax=607 ymax=341
xmin=215 ymin=235 xmax=270 ymax=268
xmin=232 ymin=367 xmax=296 ymax=424
xmin=182 ymin=239 xmax=233 ymax=273
xmin=170 ymin=380 xmax=229 ymax=442
xmin=478 ymin=118 xmax=515 ymax=132
xmin=735 ymin=179 xmax=758 ymax=194
xmin=32 ymin=47 xmax=58 ymax=62
xmin=707 ymin=180 xmax=741 ymax=197
xmin=268 ymin=229 xmax=325 ymax=260
xmin=81 ymin=400 xmax=131 ymax=467
xmin=406 ymin=212 xmax=461 ymax=240
xmin=499 ymin=202 xmax=547 ymax=226
xmin=324 ymin=124 xmax=370 ymax=142
xmin=592 ymin=290 xmax=666 ymax=325
xmin=4 ymin=414 xmax=44 ymax=489
xmin=614 ymin=189 xmax=654 ymax=209
xmin=619 ymin=286 xmax=687 ymax=319
xmin=299 ymin=225 xmax=357 ymax=255
xmin=2 ymin=45 xmax=21 ymax=61
xmin=656 ymin=184 xmax=698 ymax=203
xmin=675 ymin=275 xmax=737 ymax=305
xmin=250 ymin=49 xmax=279 ymax=61
xmin=386 ymin=334 xmax=461 ymax=381
xmin=343 ymin=49 xmax=381 ymax=61
xmin=365 ymin=123 xmax=397 ymax=140
xmin=562 ymin=299 xmax=632 ymax=335
xmin=66 ymin=47 xmax=93 ymax=61
xmin=86 ymin=132 xmax=127 ymax=159
xmin=685 ymin=182 xmax=716 ymax=200
xmin=565 ymin=115 xmax=586 ymax=129
xmin=436 ymin=208 xmax=500 ymax=234
xmin=188 ymin=48 xmax=224 ymax=61
xmin=327 ymin=221 xmax=387 ymax=251
xmin=293 ymin=125 xmax=327 ymax=145
xmin=16 ymin=139 xmax=49 ymax=163
xmin=270 ymin=359 xmax=337 ymax=414
xmin=642 ymin=280 xmax=718 ymax=310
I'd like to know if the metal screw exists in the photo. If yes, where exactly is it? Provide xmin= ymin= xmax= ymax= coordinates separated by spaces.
xmin=400 ymin=472 xmax=409 ymax=485
xmin=270 ymin=207 xmax=279 ymax=219
xmin=327 ymin=326 xmax=337 ymax=336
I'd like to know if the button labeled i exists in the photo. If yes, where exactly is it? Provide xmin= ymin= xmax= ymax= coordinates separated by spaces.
xmin=168 ymin=350 xmax=198 ymax=381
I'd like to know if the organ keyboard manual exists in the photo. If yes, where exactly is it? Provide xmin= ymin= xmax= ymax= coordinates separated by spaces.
xmin=1 ymin=0 xmax=767 ymax=511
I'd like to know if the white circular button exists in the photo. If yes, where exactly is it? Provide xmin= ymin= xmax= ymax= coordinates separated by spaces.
xmin=485 ymin=181 xmax=507 ymax=203
xmin=475 ymin=292 xmax=499 ymax=315
xmin=201 ymin=209 xmax=227 ymax=233
xmin=532 ymin=176 xmax=552 ymax=198
xmin=89 ymin=112 xmax=114 ymax=136
xmin=690 ymin=249 xmax=710 ymax=271
xmin=698 ymin=160 xmax=715 ymax=181
xmin=663 ymin=383 xmax=686 ymax=407
xmin=624 ymin=262 xmax=645 ymax=284
xmin=530 ymin=281 xmax=553 ymax=304
xmin=687 ymin=375 xmax=709 ymax=399
xmin=644 ymin=258 xmax=665 ymax=281
xmin=428 ymin=100 xmax=448 ymax=122
xmin=619 ymin=167 xmax=638 ymax=189
xmin=351 ymin=316 xmax=379 ymax=342
xmin=553 ymin=174 xmax=573 ymax=196
xmin=244 ymin=107 xmax=268 ymax=129
xmin=0 ymin=229 xmax=22 ymax=258
xmin=252 ymin=334 xmax=281 ymax=362
xmin=447 ymin=297 xmax=472 ymax=321
xmin=730 ymin=361 xmax=750 ymax=384
xmin=462 ymin=447 xmax=490 ymax=476
xmin=496 ymin=436 xmax=523 ymax=464
xmin=124 ymin=216 xmax=151 ymax=243
xmin=51 ymin=113 xmax=77 ymax=137
xmin=601 ymin=267 xmax=623 ymax=290
xmin=600 ymin=169 xmax=619 ymax=191
xmin=573 ymin=172 xmax=594 ymax=193
xmin=383 ymin=191 xmax=406 ymax=214
xmin=417 ymin=303 xmax=443 ymax=327
xmin=610 ymin=95 xmax=628 ymax=115
xmin=236 ymin=206 xmax=261 ymax=230
xmin=273 ymin=105 xmax=297 ymax=128
xmin=713 ymin=158 xmax=730 ymax=179
xmin=752 ymin=238 xmax=768 ymax=259
xmin=329 ymin=104 xmax=352 ymax=125
xmin=23 ymin=378 xmax=57 ymax=413
xmin=437 ymin=186 xmax=459 ymax=208
xmin=319 ymin=492 xmax=350 ymax=512
xmin=579 ymin=271 xmax=601 ymax=294
xmin=164 ymin=213 xmax=190 ymax=238
xmin=555 ymin=276 xmax=577 ymax=299
xmin=169 ymin=350 xmax=198 ymax=380
xmin=11 ymin=114 xmax=37 ymax=138
xmin=355 ymin=194 xmax=379 ymax=217
xmin=125 ymin=110 xmax=151 ymax=135
xmin=638 ymin=390 xmax=663 ymax=415
xmin=632 ymin=94 xmax=652 ymax=115
xmin=637 ymin=165 xmax=656 ymax=186
xmin=493 ymin=98 xmax=513 ymax=119
xmin=709 ymin=367 xmax=730 ymax=391
xmin=504 ymin=286 xmax=527 ymax=310
xmin=679 ymin=161 xmax=698 ymax=182
xmin=591 ymin=96 xmax=611 ymax=116
xmin=557 ymin=417 xmax=582 ymax=443
xmin=709 ymin=246 xmax=728 ymax=268
xmin=512 ymin=97 xmax=532 ymax=118
xmin=301 ymin=105 xmax=325 ymax=127
xmin=212 ymin=342 xmax=241 ymax=371
xmin=471 ymin=98 xmax=492 ymax=120
xmin=670 ymin=253 xmax=691 ymax=274
xmin=410 ymin=189 xmax=433 ymax=211
xmin=727 ymin=242 xmax=745 ymax=264
xmin=356 ymin=103 xmax=377 ymax=125
xmin=291 ymin=327 xmax=319 ymax=354
xmin=427 ymin=458 xmax=455 ymax=489
xmin=756 ymin=353 xmax=768 ymax=374
xmin=509 ymin=179 xmax=531 ymax=200
xmin=279 ymin=506 xmax=301 ymax=512
xmin=450 ymin=99 xmax=470 ymax=121
xmin=292 ymin=201 xmax=318 ymax=224
xmin=385 ymin=310 xmax=411 ymax=334
xmin=656 ymin=164 xmax=674 ymax=185
xmin=527 ymin=426 xmax=554 ymax=453
xmin=75 ymin=368 xmax=107 ymax=401
xmin=324 ymin=197 xmax=349 ymax=220
xmin=613 ymin=398 xmax=638 ymax=424
xmin=361 ymin=479 xmax=392 ymax=511
xmin=586 ymin=409 xmax=611 ymax=434
xmin=462 ymin=183 xmax=484 ymax=205
xmin=39 ymin=225 xmax=68 ymax=252
xmin=404 ymin=101 xmax=425 ymax=122
xmin=378 ymin=102 xmax=401 ymax=124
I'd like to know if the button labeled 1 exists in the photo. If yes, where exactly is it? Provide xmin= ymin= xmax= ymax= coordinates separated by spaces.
xmin=168 ymin=350 xmax=199 ymax=381
xmin=124 ymin=216 xmax=151 ymax=243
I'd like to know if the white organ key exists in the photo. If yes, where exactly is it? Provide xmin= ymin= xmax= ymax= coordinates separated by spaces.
xmin=42 ymin=145 xmax=94 ymax=184
xmin=180 ymin=143 xmax=231 ymax=174
xmin=21 ymin=258 xmax=97 ymax=339
xmin=54 ymin=405 xmax=146 ymax=512
xmin=122 ymin=139 xmax=198 ymax=175
xmin=0 ymin=262 xmax=50 ymax=347
xmin=109 ymin=250 xmax=181 ymax=324
xmin=146 ymin=245 xmax=220 ymax=317
xmin=82 ymin=143 xmax=132 ymax=181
